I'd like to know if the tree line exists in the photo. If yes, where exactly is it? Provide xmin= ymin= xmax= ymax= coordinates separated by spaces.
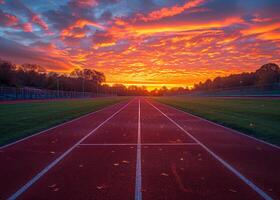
xmin=193 ymin=63 xmax=280 ymax=91
xmin=0 ymin=58 xmax=151 ymax=96
xmin=0 ymin=59 xmax=105 ymax=92
xmin=1 ymin=58 xmax=279 ymax=96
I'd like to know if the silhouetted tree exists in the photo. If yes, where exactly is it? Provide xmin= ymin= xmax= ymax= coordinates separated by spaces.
xmin=1 ymin=58 xmax=279 ymax=96
xmin=70 ymin=68 xmax=105 ymax=92
xmin=16 ymin=63 xmax=47 ymax=87
xmin=0 ymin=59 xmax=16 ymax=86
xmin=0 ymin=59 xmax=107 ymax=93
xmin=255 ymin=63 xmax=280 ymax=85
xmin=193 ymin=63 xmax=280 ymax=91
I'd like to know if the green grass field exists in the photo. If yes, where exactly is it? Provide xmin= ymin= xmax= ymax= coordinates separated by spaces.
xmin=0 ymin=97 xmax=128 ymax=146
xmin=153 ymin=96 xmax=280 ymax=146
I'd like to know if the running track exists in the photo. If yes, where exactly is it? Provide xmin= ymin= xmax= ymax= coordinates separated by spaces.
xmin=0 ymin=98 xmax=279 ymax=200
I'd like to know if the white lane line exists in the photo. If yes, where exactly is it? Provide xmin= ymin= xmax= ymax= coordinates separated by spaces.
xmin=162 ymin=102 xmax=280 ymax=150
xmin=78 ymin=143 xmax=199 ymax=146
xmin=79 ymin=143 xmax=137 ymax=146
xmin=135 ymin=99 xmax=142 ymax=200
xmin=0 ymin=100 xmax=126 ymax=150
xmin=7 ymin=100 xmax=133 ymax=200
xmin=146 ymin=100 xmax=273 ymax=200
xmin=142 ymin=143 xmax=199 ymax=146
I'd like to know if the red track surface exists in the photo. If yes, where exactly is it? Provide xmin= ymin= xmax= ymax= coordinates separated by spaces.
xmin=0 ymin=97 xmax=279 ymax=200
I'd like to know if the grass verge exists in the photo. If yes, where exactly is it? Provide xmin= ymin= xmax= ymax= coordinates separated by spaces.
xmin=153 ymin=96 xmax=280 ymax=146
xmin=0 ymin=97 xmax=129 ymax=146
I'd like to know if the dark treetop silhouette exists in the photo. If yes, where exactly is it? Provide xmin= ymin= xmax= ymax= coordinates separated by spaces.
xmin=1 ymin=58 xmax=279 ymax=96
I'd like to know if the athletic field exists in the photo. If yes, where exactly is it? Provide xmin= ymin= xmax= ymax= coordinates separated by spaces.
xmin=0 ymin=97 xmax=279 ymax=199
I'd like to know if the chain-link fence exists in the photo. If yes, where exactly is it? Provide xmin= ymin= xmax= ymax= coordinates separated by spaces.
xmin=190 ymin=83 xmax=280 ymax=96
xmin=0 ymin=86 xmax=110 ymax=100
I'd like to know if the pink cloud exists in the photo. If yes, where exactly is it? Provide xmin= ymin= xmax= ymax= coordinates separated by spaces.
xmin=61 ymin=19 xmax=105 ymax=39
xmin=71 ymin=0 xmax=98 ymax=8
xmin=0 ymin=11 xmax=33 ymax=32
xmin=138 ymin=0 xmax=207 ymax=22
xmin=31 ymin=14 xmax=48 ymax=31
xmin=21 ymin=23 xmax=33 ymax=32
xmin=0 ymin=12 xmax=19 ymax=26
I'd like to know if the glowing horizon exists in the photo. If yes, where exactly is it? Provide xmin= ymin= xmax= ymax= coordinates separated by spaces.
xmin=0 ymin=0 xmax=279 ymax=90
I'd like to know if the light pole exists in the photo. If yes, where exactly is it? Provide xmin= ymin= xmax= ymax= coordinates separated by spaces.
xmin=82 ymin=71 xmax=85 ymax=97
xmin=57 ymin=77 xmax=59 ymax=98
xmin=96 ymin=83 xmax=98 ymax=96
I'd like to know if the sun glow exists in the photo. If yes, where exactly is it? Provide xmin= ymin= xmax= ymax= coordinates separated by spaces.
xmin=0 ymin=0 xmax=279 ymax=89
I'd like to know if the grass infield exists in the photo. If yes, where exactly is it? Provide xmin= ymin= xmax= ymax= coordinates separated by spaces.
xmin=0 ymin=97 xmax=129 ymax=146
xmin=153 ymin=96 xmax=280 ymax=146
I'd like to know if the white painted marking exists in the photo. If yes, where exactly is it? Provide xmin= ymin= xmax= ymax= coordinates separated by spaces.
xmin=147 ymin=100 xmax=273 ymax=200
xmin=78 ymin=143 xmax=199 ymax=146
xmin=142 ymin=143 xmax=199 ymax=146
xmin=7 ymin=100 xmax=132 ymax=200
xmin=79 ymin=143 xmax=137 ymax=146
xmin=163 ymin=102 xmax=280 ymax=150
xmin=135 ymin=99 xmax=142 ymax=200
xmin=0 ymin=101 xmax=126 ymax=149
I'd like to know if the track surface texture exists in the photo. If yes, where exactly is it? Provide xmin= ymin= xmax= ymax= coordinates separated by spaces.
xmin=0 ymin=97 xmax=279 ymax=200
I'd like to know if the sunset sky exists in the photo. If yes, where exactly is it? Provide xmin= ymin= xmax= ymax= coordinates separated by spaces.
xmin=0 ymin=0 xmax=280 ymax=90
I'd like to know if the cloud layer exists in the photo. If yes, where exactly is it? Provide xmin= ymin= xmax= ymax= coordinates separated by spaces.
xmin=0 ymin=0 xmax=280 ymax=89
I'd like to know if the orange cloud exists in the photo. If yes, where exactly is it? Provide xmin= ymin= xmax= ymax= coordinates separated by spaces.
xmin=241 ymin=22 xmax=280 ymax=35
xmin=80 ymin=16 xmax=280 ymax=90
xmin=93 ymin=42 xmax=116 ymax=49
xmin=258 ymin=31 xmax=280 ymax=40
xmin=126 ymin=17 xmax=243 ymax=35
xmin=138 ymin=0 xmax=207 ymax=22
xmin=61 ymin=19 xmax=105 ymax=39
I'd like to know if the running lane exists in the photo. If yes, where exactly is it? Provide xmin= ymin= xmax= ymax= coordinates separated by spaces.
xmin=0 ymin=99 xmax=130 ymax=200
xmin=10 ymin=99 xmax=139 ymax=200
xmin=146 ymin=98 xmax=280 ymax=199
xmin=141 ymin=99 xmax=263 ymax=200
